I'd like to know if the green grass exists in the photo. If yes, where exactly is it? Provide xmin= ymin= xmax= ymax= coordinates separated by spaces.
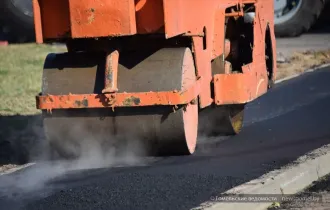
xmin=0 ymin=43 xmax=66 ymax=115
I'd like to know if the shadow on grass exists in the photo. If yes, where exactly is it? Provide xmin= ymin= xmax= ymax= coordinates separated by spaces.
xmin=0 ymin=114 xmax=45 ymax=165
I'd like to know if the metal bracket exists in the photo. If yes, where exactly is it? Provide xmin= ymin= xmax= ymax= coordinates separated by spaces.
xmin=102 ymin=50 xmax=119 ymax=93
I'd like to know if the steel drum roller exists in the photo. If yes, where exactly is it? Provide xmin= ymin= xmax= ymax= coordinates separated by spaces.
xmin=42 ymin=48 xmax=198 ymax=158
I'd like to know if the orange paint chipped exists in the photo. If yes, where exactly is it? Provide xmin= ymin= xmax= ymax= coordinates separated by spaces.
xmin=213 ymin=0 xmax=276 ymax=104
xmin=213 ymin=63 xmax=268 ymax=104
xmin=37 ymin=80 xmax=201 ymax=109
xmin=34 ymin=0 xmax=137 ymax=39
xmin=102 ymin=50 xmax=119 ymax=93
xmin=34 ymin=0 xmax=276 ymax=111
xmin=32 ymin=0 xmax=43 ymax=43
xmin=69 ymin=0 xmax=137 ymax=37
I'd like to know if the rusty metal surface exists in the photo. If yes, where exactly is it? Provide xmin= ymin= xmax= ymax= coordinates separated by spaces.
xmin=199 ymin=40 xmax=245 ymax=137
xmin=41 ymin=48 xmax=198 ymax=157
xmin=33 ymin=0 xmax=137 ymax=39
xmin=69 ymin=0 xmax=137 ymax=37
xmin=32 ymin=0 xmax=42 ymax=43
xmin=37 ymin=81 xmax=200 ymax=110
xmin=34 ymin=0 xmax=258 ymax=40
xmin=214 ymin=63 xmax=268 ymax=105
xmin=33 ymin=0 xmax=71 ymax=40
xmin=102 ymin=50 xmax=119 ymax=94
xmin=192 ymin=36 xmax=213 ymax=108
xmin=162 ymin=0 xmax=256 ymax=38
xmin=33 ymin=0 xmax=276 ymax=108
xmin=33 ymin=0 xmax=277 ymax=156
xmin=213 ymin=0 xmax=277 ymax=105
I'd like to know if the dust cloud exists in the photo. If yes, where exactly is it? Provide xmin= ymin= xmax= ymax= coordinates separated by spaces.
xmin=0 ymin=116 xmax=150 ymax=202
xmin=0 ymin=105 xmax=237 ymax=201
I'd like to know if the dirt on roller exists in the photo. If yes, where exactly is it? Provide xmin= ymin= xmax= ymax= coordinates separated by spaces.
xmin=41 ymin=48 xmax=199 ymax=158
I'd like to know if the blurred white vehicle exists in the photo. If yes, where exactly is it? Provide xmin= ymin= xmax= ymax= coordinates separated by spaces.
xmin=247 ymin=0 xmax=326 ymax=37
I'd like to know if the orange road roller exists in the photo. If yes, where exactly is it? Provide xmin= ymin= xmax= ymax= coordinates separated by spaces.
xmin=33 ymin=0 xmax=276 ymax=158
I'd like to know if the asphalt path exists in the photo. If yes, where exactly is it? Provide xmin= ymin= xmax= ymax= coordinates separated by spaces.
xmin=1 ymin=59 xmax=330 ymax=209
xmin=275 ymin=19 xmax=330 ymax=58
xmin=276 ymin=33 xmax=330 ymax=58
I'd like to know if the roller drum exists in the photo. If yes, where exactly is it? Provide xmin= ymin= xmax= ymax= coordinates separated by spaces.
xmin=42 ymin=48 xmax=198 ymax=158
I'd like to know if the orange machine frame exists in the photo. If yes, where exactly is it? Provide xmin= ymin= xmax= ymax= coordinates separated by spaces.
xmin=33 ymin=0 xmax=276 ymax=111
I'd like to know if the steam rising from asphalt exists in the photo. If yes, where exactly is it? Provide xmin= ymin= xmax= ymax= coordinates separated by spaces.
xmin=0 ymin=116 xmax=149 ymax=201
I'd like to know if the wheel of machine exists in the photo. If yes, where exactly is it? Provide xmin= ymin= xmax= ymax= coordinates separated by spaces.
xmin=0 ymin=0 xmax=35 ymax=42
xmin=198 ymin=104 xmax=244 ymax=137
xmin=274 ymin=0 xmax=325 ymax=37
xmin=198 ymin=52 xmax=245 ymax=137
xmin=41 ymin=48 xmax=198 ymax=159
xmin=198 ymin=75 xmax=245 ymax=137
xmin=244 ymin=0 xmax=325 ymax=37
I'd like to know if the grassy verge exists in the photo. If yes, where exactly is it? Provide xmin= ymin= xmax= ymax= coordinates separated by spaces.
xmin=277 ymin=50 xmax=330 ymax=79
xmin=268 ymin=173 xmax=330 ymax=209
xmin=0 ymin=43 xmax=66 ymax=116
xmin=0 ymin=44 xmax=66 ymax=166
